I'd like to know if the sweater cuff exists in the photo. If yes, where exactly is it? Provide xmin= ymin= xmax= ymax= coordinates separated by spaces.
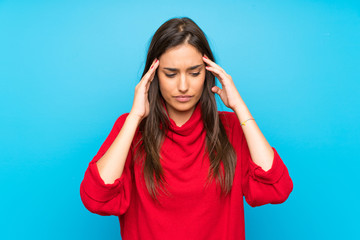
xmin=82 ymin=161 xmax=125 ymax=202
xmin=248 ymin=147 xmax=285 ymax=184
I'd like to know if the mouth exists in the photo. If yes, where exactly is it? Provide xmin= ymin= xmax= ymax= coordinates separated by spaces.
xmin=174 ymin=95 xmax=193 ymax=102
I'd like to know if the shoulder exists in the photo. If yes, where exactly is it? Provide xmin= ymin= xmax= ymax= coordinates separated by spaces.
xmin=218 ymin=110 xmax=243 ymax=139
xmin=218 ymin=110 xmax=240 ymax=128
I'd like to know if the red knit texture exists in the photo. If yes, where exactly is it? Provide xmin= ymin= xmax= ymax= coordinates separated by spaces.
xmin=80 ymin=102 xmax=293 ymax=240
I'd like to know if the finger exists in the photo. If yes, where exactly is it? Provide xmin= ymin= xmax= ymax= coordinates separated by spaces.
xmin=205 ymin=66 xmax=227 ymax=85
xmin=147 ymin=66 xmax=159 ymax=87
xmin=206 ymin=67 xmax=222 ymax=84
xmin=150 ymin=58 xmax=158 ymax=70
xmin=203 ymin=55 xmax=228 ymax=76
xmin=211 ymin=86 xmax=222 ymax=95
xmin=150 ymin=61 xmax=159 ymax=80
xmin=145 ymin=83 xmax=150 ymax=93
xmin=144 ymin=78 xmax=152 ymax=93
xmin=141 ymin=59 xmax=159 ymax=85
xmin=149 ymin=59 xmax=159 ymax=78
xmin=145 ymin=74 xmax=154 ymax=91
xmin=144 ymin=58 xmax=159 ymax=77
xmin=202 ymin=55 xmax=220 ymax=69
xmin=145 ymin=66 xmax=158 ymax=91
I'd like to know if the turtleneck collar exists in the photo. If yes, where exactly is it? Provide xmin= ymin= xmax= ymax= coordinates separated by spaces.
xmin=161 ymin=99 xmax=203 ymax=137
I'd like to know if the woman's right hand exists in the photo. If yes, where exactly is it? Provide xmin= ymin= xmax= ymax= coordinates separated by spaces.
xmin=129 ymin=58 xmax=159 ymax=122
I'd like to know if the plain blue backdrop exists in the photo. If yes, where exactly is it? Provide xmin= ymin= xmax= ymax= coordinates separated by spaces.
xmin=1 ymin=0 xmax=359 ymax=239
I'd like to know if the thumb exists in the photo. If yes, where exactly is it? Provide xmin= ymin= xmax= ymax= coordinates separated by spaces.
xmin=211 ymin=86 xmax=222 ymax=95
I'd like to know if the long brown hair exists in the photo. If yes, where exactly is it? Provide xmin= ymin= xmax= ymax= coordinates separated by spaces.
xmin=133 ymin=17 xmax=237 ymax=203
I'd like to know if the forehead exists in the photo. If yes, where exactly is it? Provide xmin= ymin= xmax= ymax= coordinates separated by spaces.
xmin=159 ymin=44 xmax=203 ymax=68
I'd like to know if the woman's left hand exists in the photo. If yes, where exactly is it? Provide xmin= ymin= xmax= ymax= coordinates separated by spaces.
xmin=203 ymin=55 xmax=242 ymax=111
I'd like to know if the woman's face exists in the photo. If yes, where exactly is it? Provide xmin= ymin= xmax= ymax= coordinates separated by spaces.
xmin=157 ymin=43 xmax=206 ymax=123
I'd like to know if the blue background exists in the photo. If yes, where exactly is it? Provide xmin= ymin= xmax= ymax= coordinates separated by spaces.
xmin=1 ymin=0 xmax=359 ymax=239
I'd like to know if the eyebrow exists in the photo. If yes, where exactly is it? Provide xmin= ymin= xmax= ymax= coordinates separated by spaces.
xmin=163 ymin=64 xmax=203 ymax=71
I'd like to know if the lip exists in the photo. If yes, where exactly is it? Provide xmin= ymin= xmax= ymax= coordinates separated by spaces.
xmin=174 ymin=95 xmax=193 ymax=103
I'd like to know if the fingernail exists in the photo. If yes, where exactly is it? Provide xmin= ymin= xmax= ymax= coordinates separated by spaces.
xmin=155 ymin=59 xmax=158 ymax=63
xmin=203 ymin=55 xmax=207 ymax=59
xmin=151 ymin=65 xmax=153 ymax=69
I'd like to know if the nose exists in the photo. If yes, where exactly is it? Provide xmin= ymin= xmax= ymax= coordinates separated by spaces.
xmin=178 ymin=73 xmax=189 ymax=93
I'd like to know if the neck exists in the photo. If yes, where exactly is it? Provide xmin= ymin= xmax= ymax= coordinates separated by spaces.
xmin=166 ymin=104 xmax=196 ymax=127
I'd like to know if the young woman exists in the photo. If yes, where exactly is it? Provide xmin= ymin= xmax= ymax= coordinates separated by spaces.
xmin=80 ymin=17 xmax=293 ymax=240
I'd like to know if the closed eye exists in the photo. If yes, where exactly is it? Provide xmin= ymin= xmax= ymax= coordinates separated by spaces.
xmin=165 ymin=73 xmax=176 ymax=78
xmin=165 ymin=72 xmax=201 ymax=78
xmin=191 ymin=72 xmax=201 ymax=77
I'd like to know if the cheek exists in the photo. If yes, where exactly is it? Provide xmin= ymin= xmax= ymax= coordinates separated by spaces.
xmin=158 ymin=77 xmax=171 ymax=97
xmin=196 ymin=75 xmax=206 ymax=91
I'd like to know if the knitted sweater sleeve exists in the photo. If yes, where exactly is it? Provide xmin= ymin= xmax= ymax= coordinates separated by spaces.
xmin=226 ymin=113 xmax=293 ymax=207
xmin=80 ymin=113 xmax=133 ymax=216
xmin=240 ymin=131 xmax=293 ymax=207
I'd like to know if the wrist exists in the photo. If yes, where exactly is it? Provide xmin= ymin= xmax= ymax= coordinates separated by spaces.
xmin=233 ymin=103 xmax=247 ymax=117
xmin=231 ymin=96 xmax=245 ymax=114
xmin=233 ymin=101 xmax=253 ymax=123
xmin=127 ymin=112 xmax=143 ymax=125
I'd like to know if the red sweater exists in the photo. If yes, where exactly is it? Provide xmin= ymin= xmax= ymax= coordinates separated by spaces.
xmin=80 ymin=102 xmax=293 ymax=240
